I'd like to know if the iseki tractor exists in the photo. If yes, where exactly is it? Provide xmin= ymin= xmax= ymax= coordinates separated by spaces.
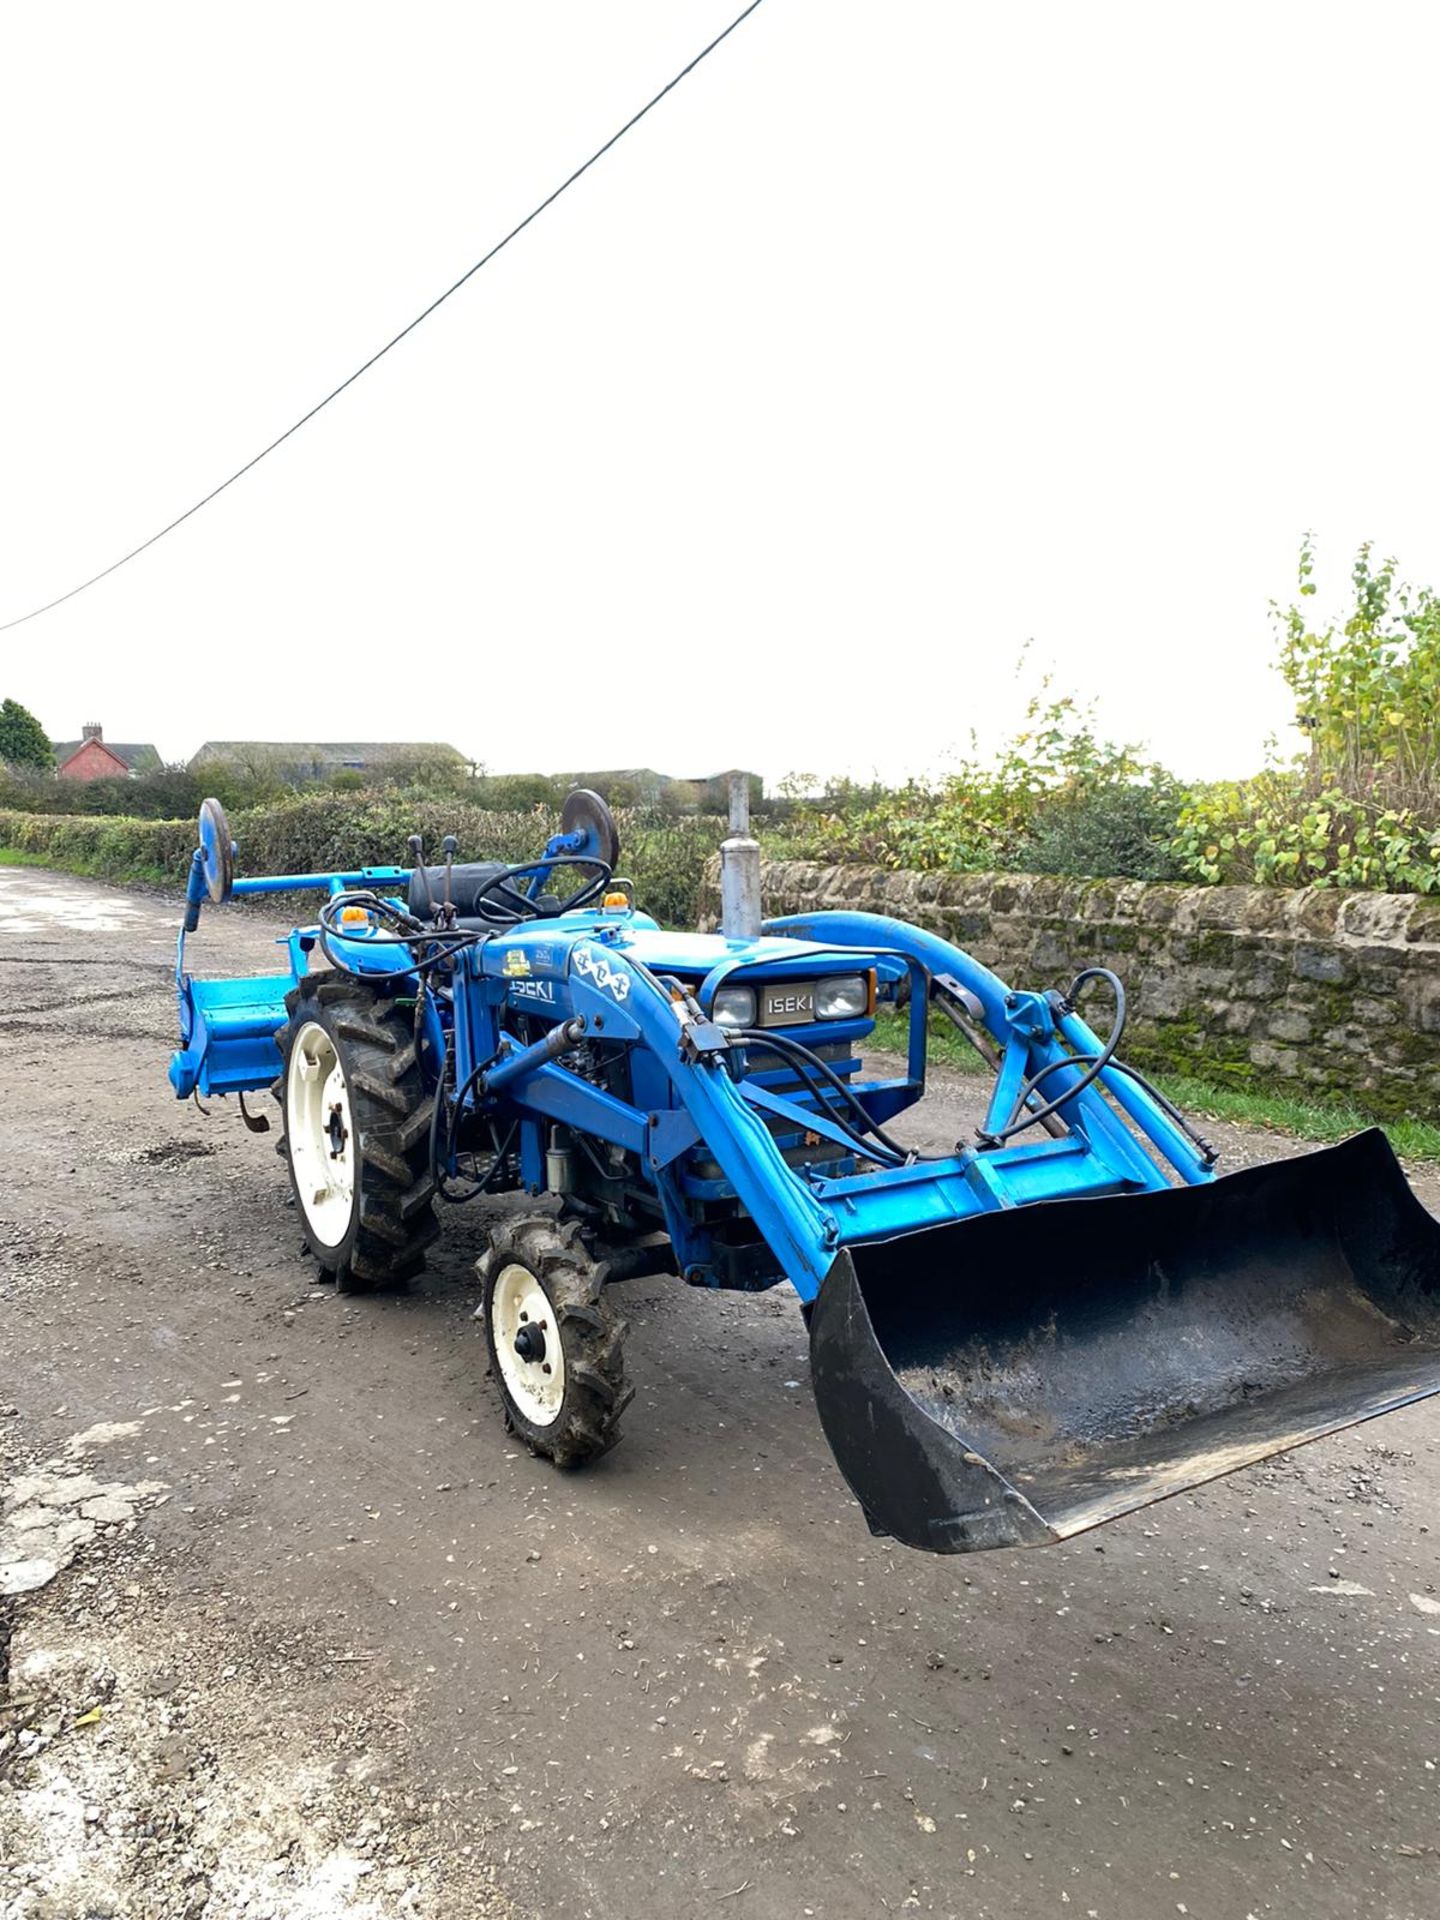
xmin=168 ymin=789 xmax=1440 ymax=1553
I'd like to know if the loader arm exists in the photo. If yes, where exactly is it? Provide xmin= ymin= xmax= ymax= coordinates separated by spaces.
xmin=763 ymin=909 xmax=1216 ymax=1187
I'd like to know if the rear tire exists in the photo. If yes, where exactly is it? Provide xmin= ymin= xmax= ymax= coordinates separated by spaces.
xmin=478 ymin=1216 xmax=631 ymax=1466
xmin=274 ymin=972 xmax=438 ymax=1293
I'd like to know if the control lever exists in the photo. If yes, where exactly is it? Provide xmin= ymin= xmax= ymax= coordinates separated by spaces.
xmin=406 ymin=834 xmax=436 ymax=921
xmin=439 ymin=834 xmax=459 ymax=929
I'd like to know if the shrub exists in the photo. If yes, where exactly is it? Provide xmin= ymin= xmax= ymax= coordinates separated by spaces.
xmin=1280 ymin=540 xmax=1440 ymax=815
xmin=1173 ymin=776 xmax=1440 ymax=892
xmin=1019 ymin=777 xmax=1187 ymax=881
xmin=0 ymin=807 xmax=195 ymax=881
xmin=0 ymin=762 xmax=203 ymax=818
xmin=770 ymin=683 xmax=1179 ymax=877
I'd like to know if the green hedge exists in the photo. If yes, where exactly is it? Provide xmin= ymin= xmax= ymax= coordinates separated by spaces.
xmin=0 ymin=808 xmax=196 ymax=883
xmin=0 ymin=795 xmax=725 ymax=928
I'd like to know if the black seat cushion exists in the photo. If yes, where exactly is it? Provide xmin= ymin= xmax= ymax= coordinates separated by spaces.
xmin=407 ymin=861 xmax=508 ymax=919
xmin=407 ymin=863 xmax=560 ymax=925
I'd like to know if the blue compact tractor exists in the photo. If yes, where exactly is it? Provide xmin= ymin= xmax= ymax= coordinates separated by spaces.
xmin=169 ymin=791 xmax=1440 ymax=1552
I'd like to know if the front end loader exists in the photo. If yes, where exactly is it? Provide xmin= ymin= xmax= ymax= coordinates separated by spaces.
xmin=168 ymin=792 xmax=1440 ymax=1553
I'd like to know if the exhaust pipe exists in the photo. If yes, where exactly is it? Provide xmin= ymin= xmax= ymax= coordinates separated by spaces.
xmin=719 ymin=769 xmax=761 ymax=941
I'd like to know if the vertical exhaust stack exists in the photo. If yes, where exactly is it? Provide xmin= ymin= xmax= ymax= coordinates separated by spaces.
xmin=719 ymin=770 xmax=762 ymax=941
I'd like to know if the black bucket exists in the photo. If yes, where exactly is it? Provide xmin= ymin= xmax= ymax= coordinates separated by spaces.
xmin=809 ymin=1130 xmax=1440 ymax=1552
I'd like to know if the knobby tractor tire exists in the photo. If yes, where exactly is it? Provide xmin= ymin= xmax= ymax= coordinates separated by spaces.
xmin=273 ymin=971 xmax=438 ymax=1294
xmin=478 ymin=1216 xmax=632 ymax=1467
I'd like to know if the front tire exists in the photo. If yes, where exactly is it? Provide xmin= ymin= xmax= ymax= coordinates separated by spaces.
xmin=275 ymin=972 xmax=438 ymax=1293
xmin=478 ymin=1217 xmax=631 ymax=1466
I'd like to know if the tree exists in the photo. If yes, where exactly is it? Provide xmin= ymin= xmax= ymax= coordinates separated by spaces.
xmin=0 ymin=697 xmax=54 ymax=771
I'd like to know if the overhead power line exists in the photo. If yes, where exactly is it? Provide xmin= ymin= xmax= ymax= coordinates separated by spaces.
xmin=0 ymin=0 xmax=767 ymax=634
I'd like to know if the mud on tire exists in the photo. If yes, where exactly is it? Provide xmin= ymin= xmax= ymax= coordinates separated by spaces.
xmin=478 ymin=1216 xmax=632 ymax=1467
xmin=274 ymin=971 xmax=438 ymax=1293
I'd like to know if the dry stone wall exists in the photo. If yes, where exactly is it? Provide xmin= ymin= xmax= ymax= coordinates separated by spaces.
xmin=702 ymin=861 xmax=1440 ymax=1121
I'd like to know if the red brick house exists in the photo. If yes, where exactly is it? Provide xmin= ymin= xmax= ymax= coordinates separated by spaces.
xmin=54 ymin=723 xmax=159 ymax=782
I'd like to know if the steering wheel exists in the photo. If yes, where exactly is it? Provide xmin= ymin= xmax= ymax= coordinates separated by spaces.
xmin=472 ymin=856 xmax=613 ymax=926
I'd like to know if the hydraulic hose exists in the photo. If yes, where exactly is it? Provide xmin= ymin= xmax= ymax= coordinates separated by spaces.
xmin=430 ymin=1044 xmax=512 ymax=1204
xmin=1002 ymin=1050 xmax=1218 ymax=1164
xmin=978 ymin=966 xmax=1127 ymax=1146
xmin=735 ymin=1028 xmax=912 ymax=1166
xmin=317 ymin=890 xmax=486 ymax=981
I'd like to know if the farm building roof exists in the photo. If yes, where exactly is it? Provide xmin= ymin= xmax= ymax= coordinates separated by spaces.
xmin=189 ymin=741 xmax=465 ymax=772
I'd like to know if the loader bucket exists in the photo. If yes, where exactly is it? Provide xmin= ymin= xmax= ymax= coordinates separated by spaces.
xmin=808 ymin=1130 xmax=1440 ymax=1553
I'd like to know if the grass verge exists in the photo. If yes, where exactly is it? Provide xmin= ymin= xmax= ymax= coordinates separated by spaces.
xmin=871 ymin=1006 xmax=1440 ymax=1164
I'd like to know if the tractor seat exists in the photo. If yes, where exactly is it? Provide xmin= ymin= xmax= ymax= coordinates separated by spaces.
xmin=407 ymin=863 xmax=561 ymax=926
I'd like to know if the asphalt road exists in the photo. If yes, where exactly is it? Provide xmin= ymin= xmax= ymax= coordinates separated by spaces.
xmin=2 ymin=865 xmax=1438 ymax=1920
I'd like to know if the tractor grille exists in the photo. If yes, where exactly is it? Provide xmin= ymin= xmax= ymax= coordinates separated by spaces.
xmin=686 ymin=1042 xmax=859 ymax=1181
xmin=740 ymin=1038 xmax=854 ymax=1074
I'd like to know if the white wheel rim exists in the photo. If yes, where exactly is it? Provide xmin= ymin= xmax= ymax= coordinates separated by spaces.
xmin=286 ymin=1020 xmax=355 ymax=1249
xmin=491 ymin=1263 xmax=565 ymax=1426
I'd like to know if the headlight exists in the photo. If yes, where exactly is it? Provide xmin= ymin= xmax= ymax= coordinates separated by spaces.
xmin=814 ymin=974 xmax=869 ymax=1020
xmin=712 ymin=985 xmax=757 ymax=1030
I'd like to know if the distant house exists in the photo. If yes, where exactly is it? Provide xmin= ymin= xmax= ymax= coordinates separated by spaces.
xmin=53 ymin=723 xmax=160 ymax=782
xmin=189 ymin=741 xmax=466 ymax=779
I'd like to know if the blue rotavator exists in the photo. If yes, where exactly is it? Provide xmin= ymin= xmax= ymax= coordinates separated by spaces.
xmin=169 ymin=791 xmax=1440 ymax=1553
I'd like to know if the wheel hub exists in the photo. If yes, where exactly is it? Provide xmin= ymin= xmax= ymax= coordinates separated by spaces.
xmin=491 ymin=1264 xmax=565 ymax=1425
xmin=514 ymin=1321 xmax=547 ymax=1363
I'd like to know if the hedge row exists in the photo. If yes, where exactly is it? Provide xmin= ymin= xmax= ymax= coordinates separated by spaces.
xmin=0 ymin=795 xmax=725 ymax=928
xmin=0 ymin=808 xmax=197 ymax=882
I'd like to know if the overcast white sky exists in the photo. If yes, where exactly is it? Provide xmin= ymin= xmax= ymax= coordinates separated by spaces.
xmin=2 ymin=2 xmax=1437 ymax=787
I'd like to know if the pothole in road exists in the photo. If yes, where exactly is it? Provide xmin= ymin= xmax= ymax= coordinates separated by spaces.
xmin=133 ymin=1140 xmax=218 ymax=1168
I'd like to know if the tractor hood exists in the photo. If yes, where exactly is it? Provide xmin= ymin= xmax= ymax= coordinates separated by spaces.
xmin=485 ymin=919 xmax=883 ymax=981
xmin=619 ymin=927 xmax=868 ymax=976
